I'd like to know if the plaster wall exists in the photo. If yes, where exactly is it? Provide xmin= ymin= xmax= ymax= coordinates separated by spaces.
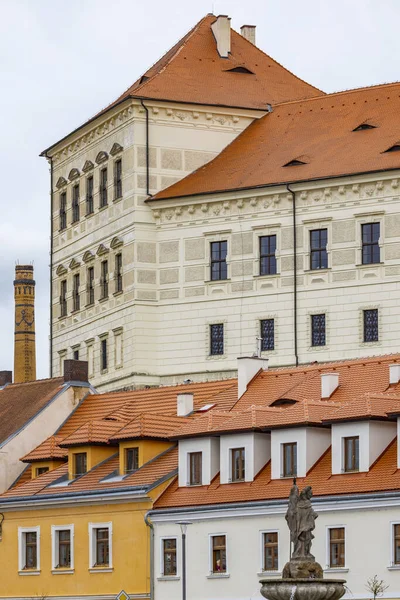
xmin=178 ymin=437 xmax=220 ymax=486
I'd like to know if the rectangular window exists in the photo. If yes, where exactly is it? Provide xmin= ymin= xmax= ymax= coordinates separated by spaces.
xmin=343 ymin=436 xmax=359 ymax=472
xmin=60 ymin=279 xmax=67 ymax=317
xmin=231 ymin=448 xmax=245 ymax=482
xmin=74 ymin=452 xmax=87 ymax=477
xmin=311 ymin=314 xmax=326 ymax=347
xmin=59 ymin=192 xmax=67 ymax=230
xmin=263 ymin=532 xmax=279 ymax=571
xmin=87 ymin=266 xmax=94 ymax=305
xmin=363 ymin=309 xmax=379 ymax=342
xmin=73 ymin=348 xmax=79 ymax=361
xmin=393 ymin=524 xmax=400 ymax=565
xmin=282 ymin=442 xmax=297 ymax=478
xmin=260 ymin=319 xmax=275 ymax=351
xmin=188 ymin=452 xmax=202 ymax=486
xmin=24 ymin=532 xmax=38 ymax=569
xmin=310 ymin=229 xmax=328 ymax=270
xmin=210 ymin=323 xmax=224 ymax=356
xmin=86 ymin=176 xmax=94 ymax=215
xmin=18 ymin=527 xmax=41 ymax=572
xmin=114 ymin=159 xmax=122 ymax=199
xmin=210 ymin=241 xmax=228 ymax=281
xmin=101 ymin=338 xmax=108 ymax=371
xmin=57 ymin=530 xmax=71 ymax=568
xmin=125 ymin=447 xmax=139 ymax=473
xmin=35 ymin=466 xmax=49 ymax=477
xmin=329 ymin=528 xmax=345 ymax=568
xmin=162 ymin=538 xmax=177 ymax=576
xmin=72 ymin=184 xmax=80 ymax=223
xmin=100 ymin=260 xmax=108 ymax=299
xmin=115 ymin=253 xmax=123 ymax=293
xmin=362 ymin=223 xmax=380 ymax=264
xmin=72 ymin=273 xmax=80 ymax=311
xmin=100 ymin=168 xmax=108 ymax=207
xmin=95 ymin=528 xmax=109 ymax=566
xmin=211 ymin=535 xmax=227 ymax=574
xmin=260 ymin=235 xmax=277 ymax=276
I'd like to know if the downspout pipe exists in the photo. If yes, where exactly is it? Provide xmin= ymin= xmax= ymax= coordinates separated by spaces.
xmin=144 ymin=512 xmax=154 ymax=600
xmin=286 ymin=184 xmax=298 ymax=367
xmin=140 ymin=99 xmax=150 ymax=196
xmin=49 ymin=156 xmax=54 ymax=377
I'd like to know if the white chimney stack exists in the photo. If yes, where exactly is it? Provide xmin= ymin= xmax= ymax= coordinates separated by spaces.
xmin=240 ymin=24 xmax=256 ymax=45
xmin=389 ymin=364 xmax=400 ymax=384
xmin=177 ymin=393 xmax=194 ymax=416
xmin=211 ymin=15 xmax=231 ymax=58
xmin=321 ymin=373 xmax=339 ymax=399
xmin=237 ymin=357 xmax=268 ymax=399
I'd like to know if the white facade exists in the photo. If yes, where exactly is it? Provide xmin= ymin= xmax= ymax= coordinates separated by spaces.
xmin=270 ymin=427 xmax=331 ymax=479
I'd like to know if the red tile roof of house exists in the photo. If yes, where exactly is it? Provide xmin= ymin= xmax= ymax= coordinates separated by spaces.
xmin=59 ymin=420 xmax=126 ymax=447
xmin=21 ymin=436 xmax=68 ymax=462
xmin=109 ymin=414 xmax=191 ymax=441
xmin=151 ymin=82 xmax=400 ymax=201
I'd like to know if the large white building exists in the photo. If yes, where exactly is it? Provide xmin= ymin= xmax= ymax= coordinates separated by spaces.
xmin=42 ymin=14 xmax=400 ymax=392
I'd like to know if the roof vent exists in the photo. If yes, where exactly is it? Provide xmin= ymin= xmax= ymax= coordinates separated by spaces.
xmin=177 ymin=393 xmax=194 ymax=417
xmin=240 ymin=24 xmax=256 ymax=45
xmin=270 ymin=398 xmax=297 ymax=407
xmin=384 ymin=144 xmax=400 ymax=153
xmin=211 ymin=15 xmax=231 ymax=58
xmin=238 ymin=356 xmax=268 ymax=399
xmin=389 ymin=364 xmax=400 ymax=385
xmin=353 ymin=123 xmax=376 ymax=131
xmin=321 ymin=373 xmax=339 ymax=399
xmin=227 ymin=66 xmax=254 ymax=74
xmin=283 ymin=159 xmax=307 ymax=167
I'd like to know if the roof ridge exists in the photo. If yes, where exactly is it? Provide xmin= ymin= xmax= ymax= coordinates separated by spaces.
xmin=4 ymin=376 xmax=64 ymax=388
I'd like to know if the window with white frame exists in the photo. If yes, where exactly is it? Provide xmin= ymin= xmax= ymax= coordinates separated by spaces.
xmin=51 ymin=525 xmax=74 ymax=570
xmin=18 ymin=526 xmax=40 ymax=572
xmin=88 ymin=522 xmax=112 ymax=569
xmin=210 ymin=534 xmax=227 ymax=574
xmin=327 ymin=527 xmax=345 ymax=568
xmin=392 ymin=523 xmax=400 ymax=566
xmin=161 ymin=537 xmax=178 ymax=576
xmin=261 ymin=531 xmax=279 ymax=571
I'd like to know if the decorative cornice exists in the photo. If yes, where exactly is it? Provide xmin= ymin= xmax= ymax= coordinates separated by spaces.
xmin=95 ymin=151 xmax=108 ymax=165
xmin=69 ymin=258 xmax=80 ymax=270
xmin=96 ymin=243 xmax=109 ymax=256
xmin=82 ymin=160 xmax=94 ymax=173
xmin=68 ymin=168 xmax=80 ymax=181
xmin=56 ymin=264 xmax=68 ymax=276
xmin=82 ymin=250 xmax=95 ymax=263
xmin=110 ymin=142 xmax=123 ymax=156
xmin=110 ymin=236 xmax=123 ymax=250
xmin=56 ymin=176 xmax=67 ymax=189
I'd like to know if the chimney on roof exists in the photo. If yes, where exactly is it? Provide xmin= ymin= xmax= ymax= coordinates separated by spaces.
xmin=14 ymin=265 xmax=36 ymax=383
xmin=321 ymin=373 xmax=339 ymax=399
xmin=177 ymin=393 xmax=194 ymax=417
xmin=389 ymin=364 xmax=400 ymax=385
xmin=237 ymin=356 xmax=268 ymax=399
xmin=63 ymin=360 xmax=89 ymax=383
xmin=211 ymin=15 xmax=231 ymax=58
xmin=240 ymin=24 xmax=256 ymax=45
xmin=0 ymin=371 xmax=12 ymax=387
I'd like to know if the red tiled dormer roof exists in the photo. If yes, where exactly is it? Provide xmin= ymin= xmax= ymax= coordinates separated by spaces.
xmin=59 ymin=420 xmax=126 ymax=447
xmin=21 ymin=436 xmax=68 ymax=463
xmin=323 ymin=392 xmax=400 ymax=423
xmin=109 ymin=414 xmax=191 ymax=442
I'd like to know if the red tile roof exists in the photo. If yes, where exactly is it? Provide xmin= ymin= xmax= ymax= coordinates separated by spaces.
xmin=151 ymin=82 xmax=400 ymax=201
xmin=21 ymin=436 xmax=68 ymax=462
xmin=110 ymin=414 xmax=191 ymax=441
xmin=59 ymin=420 xmax=125 ymax=447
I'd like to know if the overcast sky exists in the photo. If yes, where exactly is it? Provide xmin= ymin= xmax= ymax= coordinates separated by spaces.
xmin=0 ymin=0 xmax=399 ymax=379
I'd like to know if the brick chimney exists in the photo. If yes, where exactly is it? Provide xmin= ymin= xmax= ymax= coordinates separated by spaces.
xmin=240 ymin=25 xmax=256 ymax=45
xmin=63 ymin=360 xmax=89 ymax=383
xmin=14 ymin=265 xmax=36 ymax=383
xmin=0 ymin=371 xmax=12 ymax=387
xmin=211 ymin=15 xmax=231 ymax=57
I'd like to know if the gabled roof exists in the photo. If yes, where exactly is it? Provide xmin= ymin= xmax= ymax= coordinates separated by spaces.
xmin=109 ymin=414 xmax=191 ymax=442
xmin=59 ymin=420 xmax=125 ymax=447
xmin=21 ymin=436 xmax=68 ymax=463
xmin=151 ymin=82 xmax=400 ymax=201
xmin=322 ymin=392 xmax=400 ymax=423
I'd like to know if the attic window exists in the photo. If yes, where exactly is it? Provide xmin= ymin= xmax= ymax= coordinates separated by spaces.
xmin=139 ymin=75 xmax=149 ymax=84
xmin=283 ymin=159 xmax=307 ymax=167
xmin=197 ymin=403 xmax=216 ymax=413
xmin=384 ymin=144 xmax=400 ymax=153
xmin=353 ymin=123 xmax=376 ymax=131
xmin=227 ymin=66 xmax=254 ymax=74
xmin=270 ymin=398 xmax=297 ymax=407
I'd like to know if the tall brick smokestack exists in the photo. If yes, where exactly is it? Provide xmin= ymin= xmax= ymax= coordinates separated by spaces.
xmin=14 ymin=265 xmax=36 ymax=383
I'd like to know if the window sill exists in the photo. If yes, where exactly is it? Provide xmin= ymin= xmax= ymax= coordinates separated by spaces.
xmin=257 ymin=571 xmax=282 ymax=578
xmin=99 ymin=205 xmax=108 ymax=212
xmin=52 ymin=569 xmax=74 ymax=575
xmin=205 ymin=279 xmax=230 ymax=284
xmin=18 ymin=570 xmax=41 ymax=576
xmin=113 ymin=290 xmax=123 ymax=297
xmin=58 ymin=315 xmax=67 ymax=321
xmin=85 ymin=212 xmax=94 ymax=218
xmin=71 ymin=220 xmax=80 ymax=225
xmin=254 ymin=273 xmax=280 ymax=279
xmin=89 ymin=567 xmax=113 ymax=574
xmin=387 ymin=565 xmax=400 ymax=571
xmin=207 ymin=573 xmax=230 ymax=579
xmin=99 ymin=296 xmax=109 ymax=303
xmin=113 ymin=196 xmax=123 ymax=203
xmin=304 ymin=268 xmax=331 ymax=273
xmin=85 ymin=302 xmax=95 ymax=308
xmin=58 ymin=228 xmax=67 ymax=233
xmin=324 ymin=568 xmax=349 ymax=573
xmin=157 ymin=575 xmax=180 ymax=581
xmin=355 ymin=262 xmax=384 ymax=268
xmin=71 ymin=309 xmax=80 ymax=315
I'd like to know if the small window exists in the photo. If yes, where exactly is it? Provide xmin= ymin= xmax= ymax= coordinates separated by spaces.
xmin=353 ymin=123 xmax=376 ymax=131
xmin=188 ymin=452 xmax=202 ymax=485
xmin=101 ymin=338 xmax=108 ymax=371
xmin=384 ymin=144 xmax=400 ymax=153
xmin=343 ymin=436 xmax=359 ymax=472
xmin=210 ymin=323 xmax=224 ymax=356
xmin=260 ymin=319 xmax=274 ymax=351
xmin=86 ymin=176 xmax=94 ymax=215
xmin=87 ymin=266 xmax=95 ymax=305
xmin=100 ymin=168 xmax=108 ymax=207
xmin=100 ymin=260 xmax=108 ymax=299
xmin=60 ymin=280 xmax=67 ymax=317
xmin=231 ymin=448 xmax=245 ymax=482
xmin=162 ymin=539 xmax=177 ymax=576
xmin=210 ymin=241 xmax=228 ymax=281
xmin=59 ymin=192 xmax=67 ymax=230
xmin=393 ymin=524 xmax=400 ymax=565
xmin=95 ymin=528 xmax=109 ymax=566
xmin=227 ymin=66 xmax=254 ymax=74
xmin=211 ymin=535 xmax=227 ymax=574
xmin=114 ymin=159 xmax=122 ymax=200
xmin=74 ymin=452 xmax=87 ymax=477
xmin=363 ymin=309 xmax=379 ymax=342
xmin=362 ymin=223 xmax=380 ymax=264
xmin=263 ymin=532 xmax=279 ymax=571
xmin=115 ymin=253 xmax=123 ymax=293
xmin=311 ymin=314 xmax=326 ymax=347
xmin=72 ymin=184 xmax=80 ymax=223
xmin=282 ymin=442 xmax=297 ymax=478
xmin=73 ymin=273 xmax=80 ymax=312
xmin=36 ymin=466 xmax=49 ymax=477
xmin=125 ymin=448 xmax=139 ymax=474
xmin=310 ymin=229 xmax=328 ymax=270
xmin=73 ymin=349 xmax=79 ymax=360
xmin=260 ymin=235 xmax=277 ymax=276
xmin=283 ymin=159 xmax=306 ymax=167
xmin=56 ymin=530 xmax=71 ymax=568
xmin=24 ymin=531 xmax=38 ymax=570
xmin=329 ymin=528 xmax=345 ymax=568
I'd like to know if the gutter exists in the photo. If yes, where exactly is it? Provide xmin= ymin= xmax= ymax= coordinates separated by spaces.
xmin=49 ymin=156 xmax=54 ymax=376
xmin=140 ymin=99 xmax=150 ymax=196
xmin=144 ymin=513 xmax=154 ymax=600
xmin=286 ymin=184 xmax=298 ymax=367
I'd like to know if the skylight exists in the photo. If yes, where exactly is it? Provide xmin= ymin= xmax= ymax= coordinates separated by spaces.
xmin=353 ymin=123 xmax=376 ymax=131
xmin=197 ymin=403 xmax=216 ymax=412
xmin=384 ymin=144 xmax=400 ymax=153
xmin=283 ymin=159 xmax=307 ymax=167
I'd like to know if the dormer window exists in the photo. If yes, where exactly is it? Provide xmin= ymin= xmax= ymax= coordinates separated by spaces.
xmin=343 ymin=436 xmax=359 ymax=472
xmin=35 ymin=466 xmax=49 ymax=477
xmin=74 ymin=452 xmax=87 ymax=477
xmin=384 ymin=144 xmax=400 ymax=153
xmin=231 ymin=447 xmax=245 ymax=482
xmin=353 ymin=123 xmax=376 ymax=131
xmin=283 ymin=159 xmax=306 ymax=167
xmin=282 ymin=442 xmax=297 ymax=477
xmin=226 ymin=66 xmax=254 ymax=74
xmin=189 ymin=451 xmax=202 ymax=485
xmin=125 ymin=447 xmax=139 ymax=474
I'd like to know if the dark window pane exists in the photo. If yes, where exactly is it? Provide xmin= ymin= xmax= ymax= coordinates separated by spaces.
xmin=74 ymin=452 xmax=87 ymax=476
xmin=283 ymin=443 xmax=297 ymax=477
xmin=260 ymin=235 xmax=277 ymax=276
xmin=125 ymin=448 xmax=139 ymax=473
xmin=101 ymin=338 xmax=108 ymax=370
xmin=210 ymin=324 xmax=224 ymax=355
xmin=210 ymin=241 xmax=228 ymax=280
xmin=363 ymin=309 xmax=378 ymax=342
xmin=212 ymin=535 xmax=226 ymax=573
xmin=58 ymin=530 xmax=71 ymax=567
xmin=310 ymin=229 xmax=328 ymax=270
xmin=189 ymin=452 xmax=202 ymax=485
xmin=95 ymin=528 xmax=109 ymax=566
xmin=311 ymin=314 xmax=326 ymax=346
xmin=231 ymin=447 xmax=245 ymax=482
xmin=362 ymin=223 xmax=380 ymax=264
xmin=163 ymin=538 xmax=177 ymax=575
xmin=263 ymin=532 xmax=278 ymax=571
xmin=260 ymin=319 xmax=274 ymax=351
xmin=329 ymin=528 xmax=345 ymax=568
xmin=25 ymin=532 xmax=37 ymax=569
